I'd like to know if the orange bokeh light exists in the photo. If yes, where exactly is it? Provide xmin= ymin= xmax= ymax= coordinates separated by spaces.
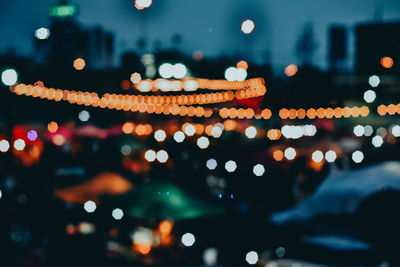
xmin=236 ymin=60 xmax=248 ymax=70
xmin=47 ymin=121 xmax=58 ymax=133
xmin=158 ymin=220 xmax=173 ymax=235
xmin=284 ymin=64 xmax=298 ymax=77
xmin=73 ymin=58 xmax=86 ymax=71
xmin=267 ymin=129 xmax=281 ymax=140
xmin=273 ymin=150 xmax=284 ymax=161
xmin=381 ymin=56 xmax=394 ymax=69
xmin=122 ymin=122 xmax=135 ymax=134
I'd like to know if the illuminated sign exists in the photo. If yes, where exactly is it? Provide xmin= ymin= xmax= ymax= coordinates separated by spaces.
xmin=48 ymin=5 xmax=77 ymax=18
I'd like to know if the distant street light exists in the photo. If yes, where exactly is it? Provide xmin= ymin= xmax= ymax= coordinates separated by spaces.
xmin=241 ymin=19 xmax=255 ymax=34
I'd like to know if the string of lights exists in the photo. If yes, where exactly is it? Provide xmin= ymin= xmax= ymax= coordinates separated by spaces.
xmin=133 ymin=78 xmax=266 ymax=92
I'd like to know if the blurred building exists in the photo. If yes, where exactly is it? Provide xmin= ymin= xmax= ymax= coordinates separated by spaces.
xmin=355 ymin=21 xmax=400 ymax=74
xmin=328 ymin=26 xmax=347 ymax=73
xmin=33 ymin=2 xmax=114 ymax=70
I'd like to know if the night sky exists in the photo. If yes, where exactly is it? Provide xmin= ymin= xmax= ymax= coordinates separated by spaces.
xmin=2 ymin=0 xmax=400 ymax=72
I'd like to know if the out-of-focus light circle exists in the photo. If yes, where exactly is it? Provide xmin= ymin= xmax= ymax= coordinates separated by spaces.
xmin=156 ymin=150 xmax=169 ymax=163
xmin=14 ymin=139 xmax=25 ymax=151
xmin=224 ymin=67 xmax=237 ymax=82
xmin=112 ymin=208 xmax=124 ymax=220
xmin=253 ymin=164 xmax=265 ymax=176
xmin=137 ymin=81 xmax=152 ymax=92
xmin=377 ymin=127 xmax=387 ymax=137
xmin=1 ymin=69 xmax=18 ymax=86
xmin=211 ymin=126 xmax=223 ymax=139
xmin=181 ymin=233 xmax=195 ymax=247
xmin=173 ymin=131 xmax=185 ymax=143
xmin=352 ymin=150 xmax=364 ymax=163
xmin=0 ymin=189 xmax=2 ymax=199
xmin=224 ymin=160 xmax=237 ymax=172
xmin=311 ymin=150 xmax=324 ymax=163
xmin=173 ymin=63 xmax=187 ymax=79
xmin=236 ymin=68 xmax=247 ymax=81
xmin=203 ymin=247 xmax=218 ymax=266
xmin=372 ymin=135 xmax=384 ymax=147
xmin=284 ymin=64 xmax=298 ymax=77
xmin=275 ymin=246 xmax=286 ymax=258
xmin=236 ymin=60 xmax=248 ymax=70
xmin=197 ymin=136 xmax=210 ymax=149
xmin=184 ymin=124 xmax=196 ymax=136
xmin=381 ymin=56 xmax=394 ymax=69
xmin=245 ymin=126 xmax=257 ymax=139
xmin=353 ymin=125 xmax=365 ymax=137
xmin=206 ymin=158 xmax=217 ymax=170
xmin=73 ymin=58 xmax=86 ymax=71
xmin=284 ymin=147 xmax=296 ymax=160
xmin=245 ymin=251 xmax=258 ymax=265
xmin=241 ymin=19 xmax=255 ymax=34
xmin=0 ymin=140 xmax=10 ymax=152
xmin=154 ymin=129 xmax=167 ymax=142
xmin=122 ymin=122 xmax=135 ymax=134
xmin=121 ymin=144 xmax=131 ymax=156
xmin=47 ymin=121 xmax=58 ymax=133
xmin=78 ymin=110 xmax=90 ymax=122
xmin=364 ymin=125 xmax=373 ymax=136
xmin=325 ymin=150 xmax=337 ymax=163
xmin=84 ymin=200 xmax=96 ymax=213
xmin=159 ymin=63 xmax=174 ymax=78
xmin=53 ymin=134 xmax=65 ymax=146
xmin=363 ymin=90 xmax=376 ymax=103
xmin=392 ymin=125 xmax=400 ymax=137
xmin=27 ymin=130 xmax=38 ymax=141
xmin=144 ymin=149 xmax=156 ymax=162
xmin=135 ymin=0 xmax=152 ymax=9
xmin=130 ymin=72 xmax=141 ymax=84
xmin=35 ymin=27 xmax=50 ymax=40
xmin=184 ymin=80 xmax=198 ymax=91
xmin=192 ymin=50 xmax=203 ymax=61
xmin=368 ymin=75 xmax=380 ymax=87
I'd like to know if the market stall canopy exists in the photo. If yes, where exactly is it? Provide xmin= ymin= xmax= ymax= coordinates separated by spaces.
xmin=271 ymin=161 xmax=400 ymax=225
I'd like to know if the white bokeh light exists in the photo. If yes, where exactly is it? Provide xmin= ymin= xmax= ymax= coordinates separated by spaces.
xmin=1 ymin=69 xmax=18 ymax=86
xmin=211 ymin=125 xmax=223 ymax=138
xmin=181 ymin=233 xmax=195 ymax=247
xmin=35 ymin=27 xmax=50 ymax=40
xmin=78 ymin=110 xmax=90 ymax=122
xmin=184 ymin=124 xmax=196 ymax=136
xmin=173 ymin=63 xmax=187 ymax=79
xmin=144 ymin=149 xmax=156 ymax=162
xmin=311 ymin=150 xmax=324 ymax=163
xmin=245 ymin=251 xmax=258 ymax=265
xmin=13 ymin=139 xmax=25 ymax=151
xmin=224 ymin=67 xmax=237 ymax=82
xmin=84 ymin=200 xmax=97 ymax=213
xmin=156 ymin=150 xmax=169 ymax=163
xmin=112 ymin=208 xmax=124 ymax=220
xmin=224 ymin=160 xmax=237 ymax=172
xmin=352 ymin=150 xmax=364 ymax=163
xmin=363 ymin=90 xmax=376 ymax=103
xmin=368 ymin=75 xmax=380 ymax=87
xmin=245 ymin=126 xmax=257 ymax=139
xmin=197 ymin=136 xmax=210 ymax=149
xmin=372 ymin=135 xmax=384 ymax=148
xmin=0 ymin=140 xmax=10 ymax=153
xmin=364 ymin=125 xmax=373 ymax=136
xmin=173 ymin=131 xmax=185 ymax=143
xmin=391 ymin=125 xmax=400 ymax=137
xmin=353 ymin=125 xmax=365 ymax=137
xmin=253 ymin=164 xmax=265 ymax=176
xmin=206 ymin=159 xmax=218 ymax=170
xmin=241 ymin=19 xmax=255 ymax=34
xmin=154 ymin=129 xmax=167 ymax=142
xmin=325 ymin=150 xmax=337 ymax=163
xmin=284 ymin=147 xmax=296 ymax=160
xmin=159 ymin=63 xmax=174 ymax=78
